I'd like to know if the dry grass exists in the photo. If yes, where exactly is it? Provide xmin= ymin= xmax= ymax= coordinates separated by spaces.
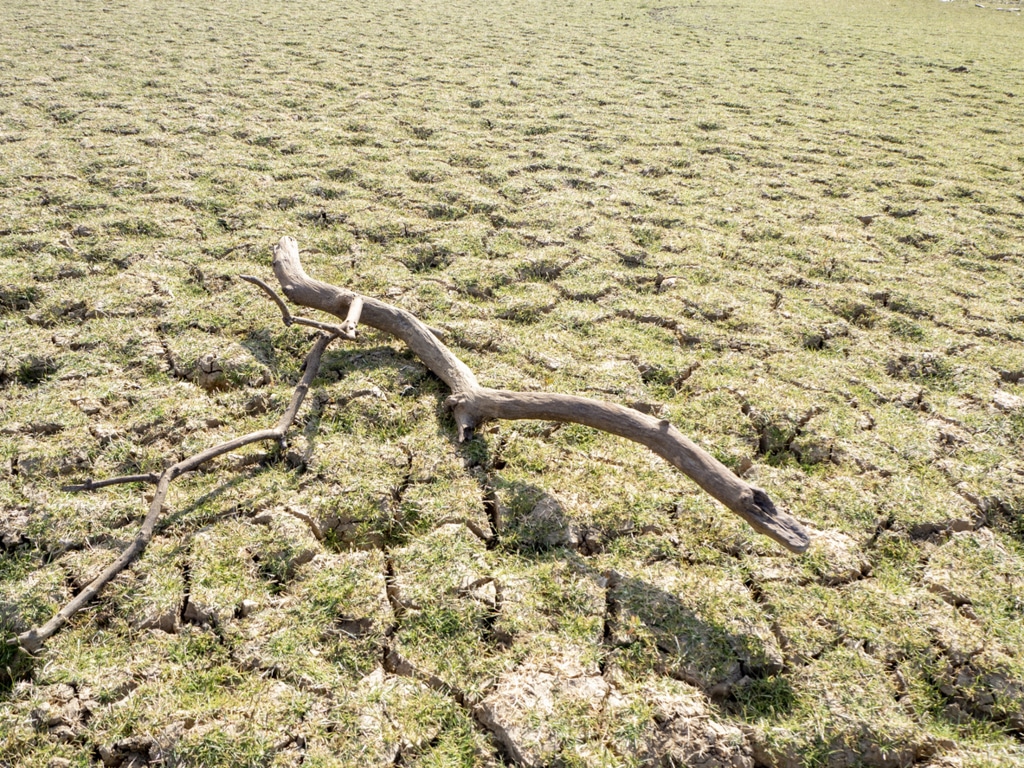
xmin=2 ymin=0 xmax=1024 ymax=765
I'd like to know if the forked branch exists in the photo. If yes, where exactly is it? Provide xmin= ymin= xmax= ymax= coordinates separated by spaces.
xmin=12 ymin=331 xmax=336 ymax=653
xmin=11 ymin=237 xmax=808 ymax=655
xmin=271 ymin=236 xmax=810 ymax=553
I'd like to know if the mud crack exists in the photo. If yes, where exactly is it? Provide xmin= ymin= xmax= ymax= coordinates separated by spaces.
xmin=379 ymin=646 xmax=514 ymax=765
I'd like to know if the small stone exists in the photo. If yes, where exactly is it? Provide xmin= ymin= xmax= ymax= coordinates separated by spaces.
xmin=237 ymin=599 xmax=259 ymax=618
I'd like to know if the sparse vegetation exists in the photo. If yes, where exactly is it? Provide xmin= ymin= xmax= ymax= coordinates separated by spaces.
xmin=2 ymin=0 xmax=1024 ymax=765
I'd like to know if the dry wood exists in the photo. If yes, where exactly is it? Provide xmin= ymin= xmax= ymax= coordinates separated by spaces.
xmin=12 ymin=332 xmax=336 ymax=653
xmin=271 ymin=236 xmax=810 ymax=553
xmin=11 ymin=236 xmax=809 ymax=654
xmin=239 ymin=274 xmax=358 ymax=339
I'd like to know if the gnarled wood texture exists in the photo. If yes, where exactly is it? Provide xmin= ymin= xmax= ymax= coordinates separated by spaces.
xmin=272 ymin=236 xmax=810 ymax=553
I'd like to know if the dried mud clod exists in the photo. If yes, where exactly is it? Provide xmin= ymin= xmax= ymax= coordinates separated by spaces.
xmin=746 ymin=726 xmax=953 ymax=768
xmin=96 ymin=737 xmax=156 ymax=768
xmin=476 ymin=659 xmax=758 ymax=768
xmin=930 ymin=651 xmax=1024 ymax=735
xmin=29 ymin=682 xmax=97 ymax=745
xmin=0 ymin=508 xmax=32 ymax=552
xmin=193 ymin=348 xmax=273 ymax=391
xmin=806 ymin=529 xmax=872 ymax=587
xmin=0 ymin=355 xmax=60 ymax=388
xmin=743 ymin=401 xmax=836 ymax=466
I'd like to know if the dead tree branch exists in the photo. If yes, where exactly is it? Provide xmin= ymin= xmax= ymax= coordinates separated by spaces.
xmin=11 ymin=235 xmax=808 ymax=654
xmin=12 ymin=331 xmax=337 ymax=654
xmin=271 ymin=236 xmax=810 ymax=553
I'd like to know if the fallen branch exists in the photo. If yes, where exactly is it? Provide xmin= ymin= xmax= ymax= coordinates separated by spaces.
xmin=271 ymin=236 xmax=810 ymax=553
xmin=12 ymin=331 xmax=337 ymax=653
xmin=11 ymin=236 xmax=808 ymax=654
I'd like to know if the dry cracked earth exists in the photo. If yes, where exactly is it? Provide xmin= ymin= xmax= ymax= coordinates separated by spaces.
xmin=2 ymin=0 xmax=1024 ymax=766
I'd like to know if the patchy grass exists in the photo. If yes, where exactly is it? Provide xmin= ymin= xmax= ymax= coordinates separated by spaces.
xmin=2 ymin=0 xmax=1024 ymax=765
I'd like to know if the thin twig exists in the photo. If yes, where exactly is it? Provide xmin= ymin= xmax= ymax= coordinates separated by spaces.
xmin=240 ymin=274 xmax=294 ymax=323
xmin=240 ymin=274 xmax=358 ymax=339
xmin=61 ymin=473 xmax=160 ymax=492
xmin=12 ymin=332 xmax=336 ymax=653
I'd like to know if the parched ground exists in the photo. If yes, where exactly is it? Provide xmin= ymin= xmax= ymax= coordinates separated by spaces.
xmin=1 ymin=0 xmax=1023 ymax=765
